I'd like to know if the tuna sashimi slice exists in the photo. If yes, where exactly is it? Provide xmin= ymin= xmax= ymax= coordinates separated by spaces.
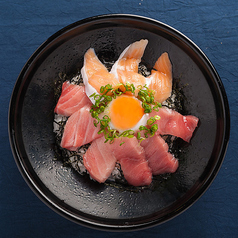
xmin=54 ymin=81 xmax=92 ymax=117
xmin=83 ymin=137 xmax=152 ymax=186
xmin=60 ymin=105 xmax=103 ymax=151
xmin=140 ymin=135 xmax=178 ymax=175
xmin=110 ymin=137 xmax=152 ymax=186
xmin=83 ymin=137 xmax=117 ymax=183
xmin=147 ymin=52 xmax=173 ymax=103
xmin=150 ymin=107 xmax=199 ymax=142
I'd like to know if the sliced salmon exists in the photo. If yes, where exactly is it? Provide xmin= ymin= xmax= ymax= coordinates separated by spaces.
xmin=140 ymin=134 xmax=178 ymax=175
xmin=110 ymin=39 xmax=148 ymax=94
xmin=81 ymin=48 xmax=120 ymax=96
xmin=148 ymin=52 xmax=172 ymax=103
xmin=60 ymin=105 xmax=103 ymax=151
xmin=83 ymin=137 xmax=152 ymax=186
xmin=150 ymin=107 xmax=199 ymax=142
xmin=54 ymin=81 xmax=92 ymax=117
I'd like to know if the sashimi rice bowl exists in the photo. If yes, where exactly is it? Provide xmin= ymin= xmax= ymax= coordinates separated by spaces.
xmin=9 ymin=15 xmax=229 ymax=230
xmin=53 ymin=39 xmax=199 ymax=187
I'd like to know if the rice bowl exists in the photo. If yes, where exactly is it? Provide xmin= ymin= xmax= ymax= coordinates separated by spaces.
xmin=8 ymin=14 xmax=230 ymax=230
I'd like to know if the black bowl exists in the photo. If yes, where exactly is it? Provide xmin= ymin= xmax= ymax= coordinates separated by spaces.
xmin=8 ymin=14 xmax=230 ymax=231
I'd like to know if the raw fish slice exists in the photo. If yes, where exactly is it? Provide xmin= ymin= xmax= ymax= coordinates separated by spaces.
xmin=150 ymin=107 xmax=199 ymax=142
xmin=119 ymin=157 xmax=152 ymax=186
xmin=110 ymin=39 xmax=148 ymax=93
xmin=119 ymin=156 xmax=152 ymax=186
xmin=119 ymin=39 xmax=148 ymax=60
xmin=117 ymin=71 xmax=147 ymax=94
xmin=147 ymin=52 xmax=172 ymax=103
xmin=83 ymin=137 xmax=152 ymax=186
xmin=111 ymin=137 xmax=145 ymax=159
xmin=154 ymin=52 xmax=172 ymax=79
xmin=140 ymin=134 xmax=178 ymax=175
xmin=61 ymin=105 xmax=103 ymax=151
xmin=83 ymin=137 xmax=117 ymax=183
xmin=81 ymin=48 xmax=120 ymax=97
xmin=54 ymin=81 xmax=92 ymax=117
xmin=110 ymin=137 xmax=152 ymax=186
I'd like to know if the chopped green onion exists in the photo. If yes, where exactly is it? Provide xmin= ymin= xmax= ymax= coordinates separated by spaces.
xmin=147 ymin=117 xmax=155 ymax=125
xmin=89 ymin=83 xmax=162 ymax=144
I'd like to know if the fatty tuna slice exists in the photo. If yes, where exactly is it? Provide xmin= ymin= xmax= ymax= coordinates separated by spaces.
xmin=83 ymin=137 xmax=117 ymax=183
xmin=60 ymin=105 xmax=102 ymax=151
xmin=83 ymin=137 xmax=152 ymax=186
xmin=54 ymin=81 xmax=92 ymax=117
xmin=111 ymin=137 xmax=152 ymax=186
xmin=140 ymin=134 xmax=178 ymax=175
xmin=150 ymin=107 xmax=199 ymax=142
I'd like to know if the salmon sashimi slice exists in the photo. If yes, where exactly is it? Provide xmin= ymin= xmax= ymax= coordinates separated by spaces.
xmin=140 ymin=134 xmax=178 ymax=175
xmin=117 ymin=71 xmax=147 ymax=95
xmin=150 ymin=107 xmax=199 ymax=142
xmin=83 ymin=137 xmax=117 ymax=183
xmin=83 ymin=137 xmax=152 ymax=186
xmin=81 ymin=48 xmax=120 ymax=97
xmin=60 ymin=105 xmax=103 ymax=151
xmin=147 ymin=52 xmax=173 ymax=103
xmin=110 ymin=39 xmax=148 ymax=94
xmin=54 ymin=81 xmax=92 ymax=117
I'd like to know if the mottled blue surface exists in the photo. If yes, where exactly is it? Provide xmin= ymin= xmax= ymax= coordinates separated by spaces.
xmin=0 ymin=0 xmax=237 ymax=237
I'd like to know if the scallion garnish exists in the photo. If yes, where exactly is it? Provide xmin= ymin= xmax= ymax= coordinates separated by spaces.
xmin=137 ymin=85 xmax=162 ymax=113
xmin=89 ymin=83 xmax=162 ymax=144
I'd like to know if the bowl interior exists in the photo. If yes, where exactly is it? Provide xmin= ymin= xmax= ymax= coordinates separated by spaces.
xmin=9 ymin=15 xmax=229 ymax=230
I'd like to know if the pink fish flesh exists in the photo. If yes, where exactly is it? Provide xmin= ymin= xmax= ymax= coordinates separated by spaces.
xmin=150 ymin=107 xmax=199 ymax=142
xmin=140 ymin=134 xmax=178 ymax=175
xmin=83 ymin=137 xmax=152 ymax=186
xmin=83 ymin=136 xmax=117 ymax=183
xmin=60 ymin=105 xmax=103 ymax=151
xmin=54 ymin=81 xmax=92 ymax=117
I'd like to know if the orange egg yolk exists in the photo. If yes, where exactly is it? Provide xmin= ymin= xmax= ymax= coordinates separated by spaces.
xmin=109 ymin=95 xmax=144 ymax=130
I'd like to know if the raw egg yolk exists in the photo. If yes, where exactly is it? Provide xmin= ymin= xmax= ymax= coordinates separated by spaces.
xmin=109 ymin=95 xmax=144 ymax=130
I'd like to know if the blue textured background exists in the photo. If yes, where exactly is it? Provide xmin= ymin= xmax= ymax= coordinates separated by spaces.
xmin=1 ymin=0 xmax=237 ymax=237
